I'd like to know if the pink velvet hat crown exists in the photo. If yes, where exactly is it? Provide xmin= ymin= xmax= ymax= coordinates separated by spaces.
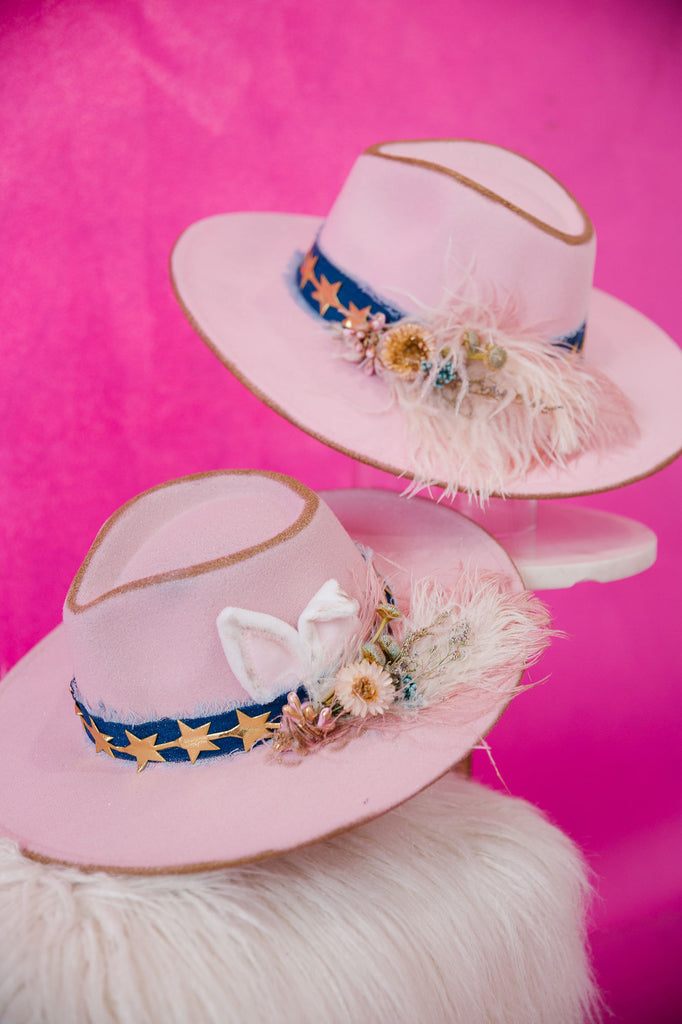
xmin=0 ymin=470 xmax=550 ymax=873
xmin=65 ymin=470 xmax=366 ymax=727
xmin=171 ymin=139 xmax=682 ymax=499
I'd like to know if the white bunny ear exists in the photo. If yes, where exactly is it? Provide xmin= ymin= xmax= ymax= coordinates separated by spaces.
xmin=216 ymin=608 xmax=310 ymax=704
xmin=297 ymin=578 xmax=361 ymax=673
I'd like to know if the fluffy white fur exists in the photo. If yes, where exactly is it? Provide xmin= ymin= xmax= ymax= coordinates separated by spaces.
xmin=0 ymin=774 xmax=600 ymax=1024
xmin=390 ymin=293 xmax=639 ymax=500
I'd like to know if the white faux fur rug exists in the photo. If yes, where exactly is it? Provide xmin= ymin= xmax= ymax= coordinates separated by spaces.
xmin=0 ymin=774 xmax=600 ymax=1024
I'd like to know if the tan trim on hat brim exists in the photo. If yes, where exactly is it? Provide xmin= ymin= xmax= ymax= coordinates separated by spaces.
xmin=67 ymin=469 xmax=319 ymax=613
xmin=366 ymin=139 xmax=594 ymax=246
xmin=18 ymin=757 xmax=476 ymax=875
xmin=17 ymin=708 xmax=509 ymax=876
xmin=170 ymin=269 xmax=682 ymax=501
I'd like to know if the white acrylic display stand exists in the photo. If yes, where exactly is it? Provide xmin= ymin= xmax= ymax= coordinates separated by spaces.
xmin=452 ymin=497 xmax=656 ymax=590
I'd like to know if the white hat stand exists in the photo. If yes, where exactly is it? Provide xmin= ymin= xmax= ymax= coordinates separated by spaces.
xmin=451 ymin=495 xmax=656 ymax=589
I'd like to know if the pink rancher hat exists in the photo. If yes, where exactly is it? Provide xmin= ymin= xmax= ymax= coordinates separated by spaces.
xmin=0 ymin=470 xmax=549 ymax=873
xmin=171 ymin=139 xmax=682 ymax=500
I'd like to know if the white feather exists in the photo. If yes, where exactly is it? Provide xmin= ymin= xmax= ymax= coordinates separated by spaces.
xmin=396 ymin=570 xmax=553 ymax=711
xmin=383 ymin=291 xmax=639 ymax=500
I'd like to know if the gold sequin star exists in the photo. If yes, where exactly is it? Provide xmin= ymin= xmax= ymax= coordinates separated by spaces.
xmin=171 ymin=720 xmax=221 ymax=764
xmin=343 ymin=302 xmax=373 ymax=330
xmin=299 ymin=251 xmax=319 ymax=289
xmin=82 ymin=716 xmax=116 ymax=758
xmin=119 ymin=731 xmax=166 ymax=773
xmin=221 ymin=710 xmax=276 ymax=752
xmin=311 ymin=275 xmax=342 ymax=316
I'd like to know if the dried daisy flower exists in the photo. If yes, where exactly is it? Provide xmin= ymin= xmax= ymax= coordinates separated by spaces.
xmin=379 ymin=323 xmax=435 ymax=380
xmin=334 ymin=660 xmax=396 ymax=718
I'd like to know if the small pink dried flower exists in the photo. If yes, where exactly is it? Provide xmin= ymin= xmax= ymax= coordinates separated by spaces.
xmin=334 ymin=660 xmax=396 ymax=718
xmin=273 ymin=692 xmax=338 ymax=753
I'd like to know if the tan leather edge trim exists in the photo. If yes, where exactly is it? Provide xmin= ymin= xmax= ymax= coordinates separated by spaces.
xmin=18 ymin=704 xmax=511 ymax=876
xmin=66 ymin=470 xmax=319 ymax=614
xmin=169 ymin=250 xmax=681 ymax=501
xmin=19 ymin=759 xmax=456 ymax=874
xmin=365 ymin=139 xmax=594 ymax=246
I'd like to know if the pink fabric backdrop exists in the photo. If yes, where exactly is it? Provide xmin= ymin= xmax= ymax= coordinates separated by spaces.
xmin=1 ymin=0 xmax=680 ymax=1018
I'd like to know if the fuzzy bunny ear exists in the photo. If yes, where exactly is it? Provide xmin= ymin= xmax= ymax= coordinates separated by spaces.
xmin=216 ymin=608 xmax=310 ymax=704
xmin=297 ymin=578 xmax=361 ymax=673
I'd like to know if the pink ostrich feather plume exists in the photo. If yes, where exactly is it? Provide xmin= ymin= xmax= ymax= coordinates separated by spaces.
xmin=393 ymin=569 xmax=554 ymax=724
xmin=386 ymin=290 xmax=639 ymax=500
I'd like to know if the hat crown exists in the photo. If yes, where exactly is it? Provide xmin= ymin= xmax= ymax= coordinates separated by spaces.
xmin=64 ymin=471 xmax=369 ymax=720
xmin=318 ymin=140 xmax=595 ymax=338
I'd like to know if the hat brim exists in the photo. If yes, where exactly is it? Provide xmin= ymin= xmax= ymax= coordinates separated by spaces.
xmin=171 ymin=212 xmax=682 ymax=499
xmin=0 ymin=490 xmax=525 ymax=874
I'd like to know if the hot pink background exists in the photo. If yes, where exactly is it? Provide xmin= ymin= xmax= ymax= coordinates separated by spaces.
xmin=1 ymin=0 xmax=680 ymax=1019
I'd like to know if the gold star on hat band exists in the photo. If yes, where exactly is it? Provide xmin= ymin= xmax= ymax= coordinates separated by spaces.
xmin=70 ymin=681 xmax=298 ymax=772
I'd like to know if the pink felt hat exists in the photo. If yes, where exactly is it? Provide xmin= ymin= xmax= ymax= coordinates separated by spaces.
xmin=171 ymin=139 xmax=682 ymax=500
xmin=0 ymin=470 xmax=549 ymax=873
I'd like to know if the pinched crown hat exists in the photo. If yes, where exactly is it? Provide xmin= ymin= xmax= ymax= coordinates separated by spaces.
xmin=0 ymin=470 xmax=549 ymax=873
xmin=171 ymin=139 xmax=682 ymax=499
